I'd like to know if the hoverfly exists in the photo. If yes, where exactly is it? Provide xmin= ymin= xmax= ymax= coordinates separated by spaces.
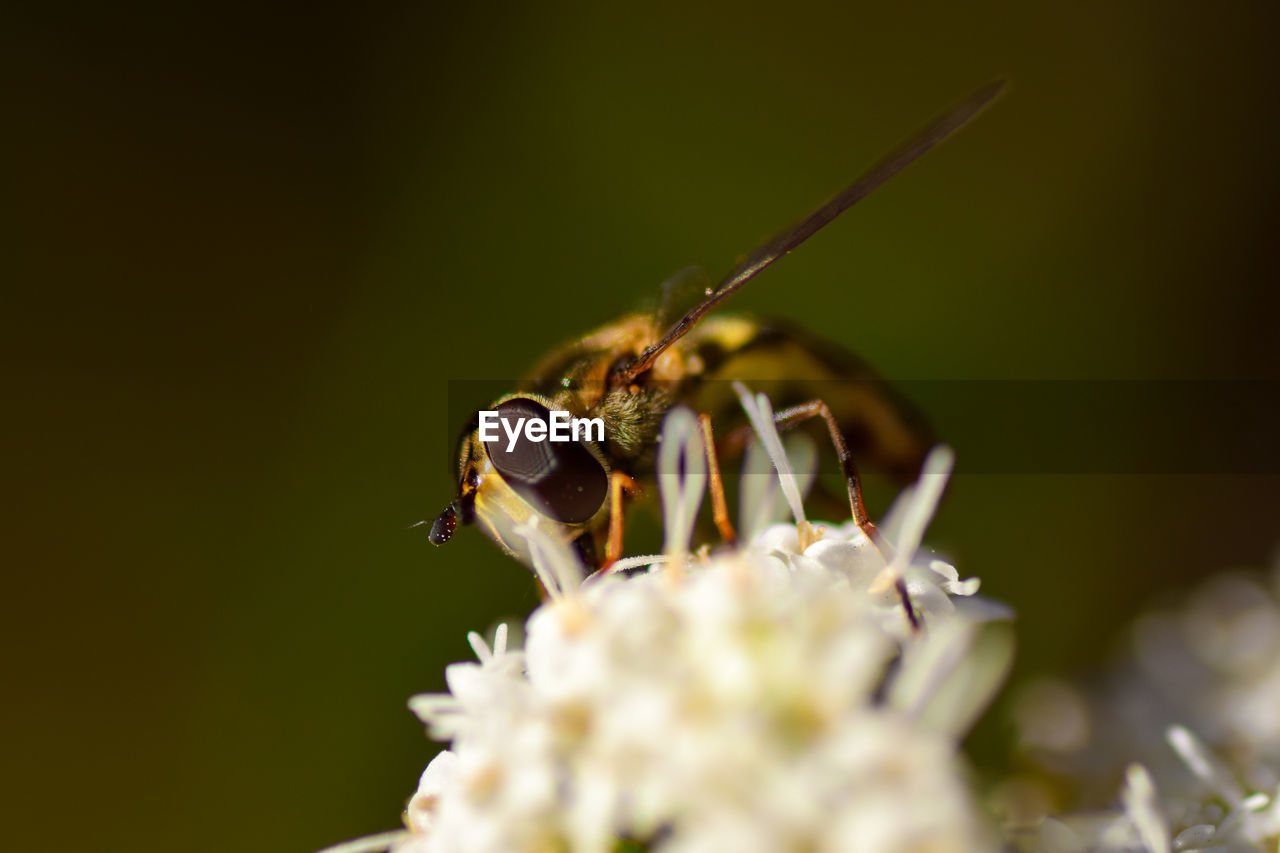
xmin=427 ymin=82 xmax=1003 ymax=571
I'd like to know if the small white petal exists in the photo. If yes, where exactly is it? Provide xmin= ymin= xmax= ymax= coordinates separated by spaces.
xmin=1121 ymin=763 xmax=1170 ymax=853
xmin=406 ymin=751 xmax=460 ymax=833
xmin=1172 ymin=823 xmax=1215 ymax=850
xmin=466 ymin=631 xmax=492 ymax=664
xmin=515 ymin=515 xmax=584 ymax=599
xmin=657 ymin=405 xmax=707 ymax=557
xmin=732 ymin=381 xmax=806 ymax=525
xmin=1167 ymin=725 xmax=1246 ymax=808
xmin=886 ymin=445 xmax=954 ymax=580
xmin=739 ymin=432 xmax=818 ymax=541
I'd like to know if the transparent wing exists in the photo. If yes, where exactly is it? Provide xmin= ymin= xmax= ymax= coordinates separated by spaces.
xmin=612 ymin=80 xmax=1006 ymax=386
xmin=655 ymin=265 xmax=714 ymax=330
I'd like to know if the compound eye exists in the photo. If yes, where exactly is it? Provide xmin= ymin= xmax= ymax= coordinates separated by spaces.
xmin=484 ymin=398 xmax=608 ymax=524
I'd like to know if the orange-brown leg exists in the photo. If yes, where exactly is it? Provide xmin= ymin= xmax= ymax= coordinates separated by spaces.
xmin=602 ymin=471 xmax=638 ymax=571
xmin=770 ymin=400 xmax=918 ymax=632
xmin=697 ymin=413 xmax=737 ymax=547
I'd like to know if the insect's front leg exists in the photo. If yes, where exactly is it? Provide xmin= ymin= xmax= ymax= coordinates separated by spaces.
xmin=697 ymin=413 xmax=737 ymax=547
xmin=602 ymin=470 xmax=638 ymax=571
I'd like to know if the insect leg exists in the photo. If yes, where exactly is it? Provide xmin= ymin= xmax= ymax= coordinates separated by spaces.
xmin=771 ymin=400 xmax=873 ymax=532
xmin=697 ymin=412 xmax=738 ymax=547
xmin=602 ymin=471 xmax=638 ymax=571
xmin=719 ymin=408 xmax=871 ymax=533
xmin=770 ymin=399 xmax=919 ymax=633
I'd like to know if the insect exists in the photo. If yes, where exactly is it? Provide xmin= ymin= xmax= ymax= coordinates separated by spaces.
xmin=427 ymin=82 xmax=1003 ymax=571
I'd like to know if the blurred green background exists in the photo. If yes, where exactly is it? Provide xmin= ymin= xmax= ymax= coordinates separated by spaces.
xmin=5 ymin=2 xmax=1279 ymax=851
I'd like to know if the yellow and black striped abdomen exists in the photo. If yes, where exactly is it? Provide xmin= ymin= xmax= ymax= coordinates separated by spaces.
xmin=680 ymin=316 xmax=933 ymax=483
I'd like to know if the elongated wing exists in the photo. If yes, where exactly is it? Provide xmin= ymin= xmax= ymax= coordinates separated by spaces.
xmin=611 ymin=80 xmax=1005 ymax=386
xmin=655 ymin=265 xmax=714 ymax=330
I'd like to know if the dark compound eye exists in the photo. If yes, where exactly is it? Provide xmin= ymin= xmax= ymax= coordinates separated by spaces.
xmin=484 ymin=398 xmax=608 ymax=524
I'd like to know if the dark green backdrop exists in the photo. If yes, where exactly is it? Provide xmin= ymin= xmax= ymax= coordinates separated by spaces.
xmin=6 ymin=2 xmax=1279 ymax=851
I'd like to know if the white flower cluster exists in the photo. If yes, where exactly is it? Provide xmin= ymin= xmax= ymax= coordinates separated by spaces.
xmin=315 ymin=389 xmax=1280 ymax=853
xmin=1007 ymin=565 xmax=1280 ymax=852
xmin=345 ymin=385 xmax=1013 ymax=853
xmin=1007 ymin=727 xmax=1280 ymax=852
